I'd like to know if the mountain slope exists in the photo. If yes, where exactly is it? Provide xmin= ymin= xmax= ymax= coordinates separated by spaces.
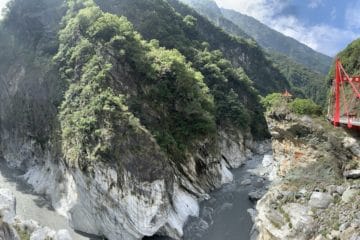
xmin=221 ymin=8 xmax=332 ymax=75
xmin=178 ymin=0 xmax=330 ymax=105
xmin=0 ymin=0 xmax=280 ymax=238
xmin=95 ymin=0 xmax=291 ymax=97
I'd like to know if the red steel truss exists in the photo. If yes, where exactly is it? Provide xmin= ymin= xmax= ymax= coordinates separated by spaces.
xmin=330 ymin=59 xmax=360 ymax=128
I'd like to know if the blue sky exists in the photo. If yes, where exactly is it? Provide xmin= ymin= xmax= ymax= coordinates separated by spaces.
xmin=1 ymin=0 xmax=359 ymax=56
xmin=215 ymin=0 xmax=360 ymax=56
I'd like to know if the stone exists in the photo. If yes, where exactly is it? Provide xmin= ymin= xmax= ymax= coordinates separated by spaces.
xmin=344 ymin=170 xmax=360 ymax=179
xmin=336 ymin=186 xmax=346 ymax=195
xmin=0 ymin=189 xmax=16 ymax=224
xmin=343 ymin=137 xmax=360 ymax=157
xmin=340 ymin=222 xmax=350 ymax=232
xmin=240 ymin=179 xmax=251 ymax=185
xmin=248 ymin=190 xmax=264 ymax=202
xmin=247 ymin=208 xmax=257 ymax=223
xmin=262 ymin=155 xmax=273 ymax=168
xmin=55 ymin=229 xmax=72 ymax=240
xmin=283 ymin=203 xmax=315 ymax=235
xmin=342 ymin=189 xmax=359 ymax=203
xmin=30 ymin=227 xmax=56 ymax=240
xmin=308 ymin=192 xmax=333 ymax=208
xmin=340 ymin=227 xmax=360 ymax=240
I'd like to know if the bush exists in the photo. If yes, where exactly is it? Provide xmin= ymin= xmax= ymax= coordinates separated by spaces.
xmin=290 ymin=98 xmax=322 ymax=115
xmin=261 ymin=93 xmax=284 ymax=110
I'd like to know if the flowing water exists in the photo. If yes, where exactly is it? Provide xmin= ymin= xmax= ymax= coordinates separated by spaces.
xmin=147 ymin=153 xmax=272 ymax=240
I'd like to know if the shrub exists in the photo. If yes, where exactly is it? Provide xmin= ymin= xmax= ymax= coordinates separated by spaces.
xmin=290 ymin=98 xmax=322 ymax=115
xmin=261 ymin=93 xmax=284 ymax=110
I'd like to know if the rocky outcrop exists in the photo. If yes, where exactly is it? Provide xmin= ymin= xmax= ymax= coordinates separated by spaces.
xmin=254 ymin=113 xmax=360 ymax=240
xmin=0 ymin=188 xmax=71 ymax=240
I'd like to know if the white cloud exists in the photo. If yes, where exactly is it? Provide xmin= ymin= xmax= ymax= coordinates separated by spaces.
xmin=308 ymin=0 xmax=324 ymax=9
xmin=346 ymin=0 xmax=360 ymax=30
xmin=215 ymin=0 xmax=359 ymax=56
xmin=0 ymin=0 xmax=10 ymax=19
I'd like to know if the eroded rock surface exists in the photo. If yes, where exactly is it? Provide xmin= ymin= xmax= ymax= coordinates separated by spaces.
xmin=254 ymin=112 xmax=360 ymax=240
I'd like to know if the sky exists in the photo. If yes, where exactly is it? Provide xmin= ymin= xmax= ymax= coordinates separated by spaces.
xmin=215 ymin=0 xmax=360 ymax=56
xmin=0 ymin=0 xmax=359 ymax=56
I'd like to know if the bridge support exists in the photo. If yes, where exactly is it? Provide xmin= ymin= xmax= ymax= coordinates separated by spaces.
xmin=334 ymin=59 xmax=341 ymax=126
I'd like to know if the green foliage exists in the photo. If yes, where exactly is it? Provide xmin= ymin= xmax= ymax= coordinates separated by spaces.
xmin=183 ymin=15 xmax=197 ymax=27
xmin=262 ymin=93 xmax=322 ymax=116
xmin=56 ymin=2 xmax=216 ymax=165
xmin=220 ymin=7 xmax=332 ymax=74
xmin=261 ymin=93 xmax=284 ymax=111
xmin=267 ymin=50 xmax=328 ymax=106
xmin=290 ymin=98 xmax=322 ymax=116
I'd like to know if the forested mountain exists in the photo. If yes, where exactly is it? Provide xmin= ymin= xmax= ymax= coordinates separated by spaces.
xmin=0 ymin=0 xmax=288 ymax=238
xmin=221 ymin=8 xmax=332 ymax=75
xmin=333 ymin=38 xmax=360 ymax=75
xmin=0 ymin=0 xmax=341 ymax=239
xmin=179 ymin=0 xmax=332 ymax=105
xmin=179 ymin=0 xmax=332 ymax=75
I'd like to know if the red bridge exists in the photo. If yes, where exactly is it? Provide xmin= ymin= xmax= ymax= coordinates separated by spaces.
xmin=328 ymin=59 xmax=360 ymax=129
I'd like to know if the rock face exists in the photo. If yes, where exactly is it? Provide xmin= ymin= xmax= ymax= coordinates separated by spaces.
xmin=0 ymin=188 xmax=72 ymax=240
xmin=343 ymin=170 xmax=360 ymax=179
xmin=0 ymin=5 xmax=258 ymax=240
xmin=0 ymin=189 xmax=16 ymax=224
xmin=254 ymin=112 xmax=360 ymax=240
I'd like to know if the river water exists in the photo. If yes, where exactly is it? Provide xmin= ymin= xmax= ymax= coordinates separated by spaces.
xmin=147 ymin=153 xmax=272 ymax=240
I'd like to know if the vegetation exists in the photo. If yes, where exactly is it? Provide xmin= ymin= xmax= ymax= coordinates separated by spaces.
xmin=220 ymin=6 xmax=332 ymax=75
xmin=56 ymin=1 xmax=217 ymax=166
xmin=289 ymin=99 xmax=322 ymax=116
xmin=177 ymin=0 xmax=329 ymax=106
xmin=262 ymin=93 xmax=322 ymax=116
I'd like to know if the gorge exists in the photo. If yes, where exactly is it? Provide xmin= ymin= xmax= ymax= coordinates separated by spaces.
xmin=0 ymin=0 xmax=359 ymax=240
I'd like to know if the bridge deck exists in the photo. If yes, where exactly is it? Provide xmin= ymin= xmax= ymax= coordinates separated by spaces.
xmin=339 ymin=118 xmax=360 ymax=127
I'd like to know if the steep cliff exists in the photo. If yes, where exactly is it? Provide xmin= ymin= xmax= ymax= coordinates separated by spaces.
xmin=0 ymin=0 xmax=273 ymax=239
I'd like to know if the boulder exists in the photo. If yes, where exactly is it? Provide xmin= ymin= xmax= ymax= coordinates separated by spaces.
xmin=308 ymin=192 xmax=333 ymax=208
xmin=30 ymin=227 xmax=56 ymax=240
xmin=343 ymin=170 xmax=360 ymax=179
xmin=283 ymin=203 xmax=316 ymax=235
xmin=248 ymin=190 xmax=265 ymax=202
xmin=342 ymin=189 xmax=359 ymax=203
xmin=55 ymin=230 xmax=72 ymax=240
xmin=240 ymin=179 xmax=251 ymax=186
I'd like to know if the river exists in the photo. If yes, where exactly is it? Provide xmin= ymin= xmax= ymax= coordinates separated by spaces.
xmin=146 ymin=152 xmax=272 ymax=240
xmin=1 ymin=152 xmax=271 ymax=240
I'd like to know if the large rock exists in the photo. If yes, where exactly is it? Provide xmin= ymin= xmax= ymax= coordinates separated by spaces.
xmin=283 ymin=203 xmax=316 ymax=236
xmin=343 ymin=170 xmax=360 ymax=179
xmin=30 ymin=227 xmax=56 ymax=240
xmin=343 ymin=137 xmax=360 ymax=157
xmin=308 ymin=192 xmax=333 ymax=209
xmin=219 ymin=131 xmax=247 ymax=168
xmin=0 ymin=189 xmax=16 ymax=224
xmin=342 ymin=189 xmax=360 ymax=203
